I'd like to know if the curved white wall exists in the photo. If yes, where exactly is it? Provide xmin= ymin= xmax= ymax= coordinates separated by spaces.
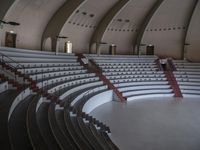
xmin=0 ymin=0 xmax=199 ymax=60
xmin=82 ymin=90 xmax=113 ymax=114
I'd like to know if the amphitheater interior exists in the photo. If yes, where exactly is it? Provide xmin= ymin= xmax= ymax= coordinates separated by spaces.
xmin=0 ymin=0 xmax=200 ymax=150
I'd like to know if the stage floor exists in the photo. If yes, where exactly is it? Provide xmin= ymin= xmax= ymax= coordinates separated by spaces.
xmin=90 ymin=97 xmax=200 ymax=150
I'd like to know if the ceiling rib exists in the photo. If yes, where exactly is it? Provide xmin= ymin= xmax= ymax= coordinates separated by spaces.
xmin=0 ymin=0 xmax=15 ymax=20
xmin=182 ymin=0 xmax=199 ymax=60
xmin=89 ymin=0 xmax=130 ymax=54
xmin=133 ymin=0 xmax=164 ymax=55
xmin=41 ymin=0 xmax=86 ymax=51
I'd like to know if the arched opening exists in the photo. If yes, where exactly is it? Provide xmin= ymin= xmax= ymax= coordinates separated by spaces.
xmin=43 ymin=37 xmax=52 ymax=51
xmin=90 ymin=42 xmax=97 ymax=54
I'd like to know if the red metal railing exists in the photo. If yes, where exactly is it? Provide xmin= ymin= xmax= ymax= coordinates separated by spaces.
xmin=76 ymin=54 xmax=126 ymax=102
xmin=165 ymin=71 xmax=182 ymax=97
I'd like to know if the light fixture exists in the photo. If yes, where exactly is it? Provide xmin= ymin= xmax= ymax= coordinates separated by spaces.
xmin=125 ymin=19 xmax=130 ymax=23
xmin=9 ymin=30 xmax=14 ymax=34
xmin=82 ymin=12 xmax=87 ymax=15
xmin=117 ymin=19 xmax=122 ymax=22
xmin=184 ymin=43 xmax=190 ymax=46
xmin=140 ymin=43 xmax=146 ymax=46
xmin=90 ymin=14 xmax=95 ymax=18
xmin=56 ymin=36 xmax=68 ymax=39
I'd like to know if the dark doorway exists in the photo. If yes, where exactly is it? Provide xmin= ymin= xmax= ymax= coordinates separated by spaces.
xmin=5 ymin=32 xmax=17 ymax=48
xmin=146 ymin=45 xmax=154 ymax=55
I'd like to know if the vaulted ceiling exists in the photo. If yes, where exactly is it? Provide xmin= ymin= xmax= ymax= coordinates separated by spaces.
xmin=0 ymin=0 xmax=200 ymax=61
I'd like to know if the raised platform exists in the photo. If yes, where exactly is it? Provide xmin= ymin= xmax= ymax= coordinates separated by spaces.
xmin=91 ymin=97 xmax=200 ymax=150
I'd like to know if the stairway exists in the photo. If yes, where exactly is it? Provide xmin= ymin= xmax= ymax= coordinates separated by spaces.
xmin=162 ymin=59 xmax=182 ymax=97
xmin=164 ymin=71 xmax=182 ymax=97
xmin=76 ymin=54 xmax=126 ymax=102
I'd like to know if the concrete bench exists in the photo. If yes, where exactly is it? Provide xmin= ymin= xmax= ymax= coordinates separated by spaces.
xmin=181 ymin=89 xmax=200 ymax=95
xmin=122 ymin=89 xmax=173 ymax=97
xmin=177 ymin=78 xmax=200 ymax=82
xmin=126 ymin=93 xmax=174 ymax=101
xmin=37 ymin=73 xmax=96 ymax=89
xmin=48 ymin=77 xmax=100 ymax=94
xmin=177 ymin=68 xmax=200 ymax=72
xmin=179 ymin=85 xmax=200 ymax=90
xmin=173 ymin=71 xmax=200 ymax=75
xmin=0 ymin=50 xmax=77 ymax=59
xmin=9 ymin=62 xmax=80 ymax=68
xmin=106 ymin=74 xmax=165 ymax=80
xmin=103 ymin=68 xmax=158 ymax=72
xmin=174 ymin=74 xmax=200 ymax=79
xmin=118 ymin=85 xmax=171 ymax=92
xmin=110 ymin=78 xmax=167 ymax=84
xmin=103 ymin=71 xmax=164 ymax=76
xmin=0 ymin=46 xmax=75 ymax=56
xmin=19 ymin=66 xmax=83 ymax=75
xmin=70 ymin=85 xmax=107 ymax=107
xmin=114 ymin=81 xmax=169 ymax=88
xmin=100 ymin=65 xmax=156 ymax=69
xmin=30 ymin=69 xmax=87 ymax=81
xmin=99 ymin=62 xmax=156 ymax=64
xmin=4 ymin=57 xmax=77 ymax=63
xmin=59 ymin=81 xmax=104 ymax=100
xmin=177 ymin=81 xmax=200 ymax=86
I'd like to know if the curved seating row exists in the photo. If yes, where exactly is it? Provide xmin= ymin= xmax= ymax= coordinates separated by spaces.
xmin=86 ymin=54 xmax=174 ymax=101
xmin=173 ymin=60 xmax=200 ymax=97
xmin=103 ymin=68 xmax=158 ymax=72
xmin=103 ymin=71 xmax=164 ymax=76
xmin=10 ymin=62 xmax=80 ymax=68
xmin=85 ymin=54 xmax=158 ymax=59
xmin=99 ymin=64 xmax=157 ymax=69
xmin=98 ymin=61 xmax=156 ymax=65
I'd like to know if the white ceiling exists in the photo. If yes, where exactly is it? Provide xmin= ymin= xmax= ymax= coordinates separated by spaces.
xmin=0 ymin=0 xmax=199 ymax=60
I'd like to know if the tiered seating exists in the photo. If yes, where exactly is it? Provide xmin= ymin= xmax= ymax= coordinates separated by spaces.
xmin=86 ymin=54 xmax=174 ymax=101
xmin=173 ymin=60 xmax=200 ymax=97
xmin=0 ymin=47 xmax=118 ymax=150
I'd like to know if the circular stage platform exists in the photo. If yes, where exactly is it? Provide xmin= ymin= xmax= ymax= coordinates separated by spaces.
xmin=90 ymin=97 xmax=200 ymax=150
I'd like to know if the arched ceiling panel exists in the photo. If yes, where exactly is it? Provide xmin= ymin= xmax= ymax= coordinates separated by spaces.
xmin=102 ymin=0 xmax=157 ymax=54
xmin=185 ymin=1 xmax=200 ymax=62
xmin=141 ymin=0 xmax=196 ymax=59
xmin=0 ymin=0 xmax=66 ymax=50
xmin=59 ymin=0 xmax=118 ymax=53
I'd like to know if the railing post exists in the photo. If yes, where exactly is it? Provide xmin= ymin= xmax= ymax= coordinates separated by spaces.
xmin=42 ymin=69 xmax=44 ymax=92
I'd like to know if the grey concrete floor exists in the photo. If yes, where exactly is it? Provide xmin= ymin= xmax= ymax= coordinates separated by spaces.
xmin=90 ymin=98 xmax=200 ymax=150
